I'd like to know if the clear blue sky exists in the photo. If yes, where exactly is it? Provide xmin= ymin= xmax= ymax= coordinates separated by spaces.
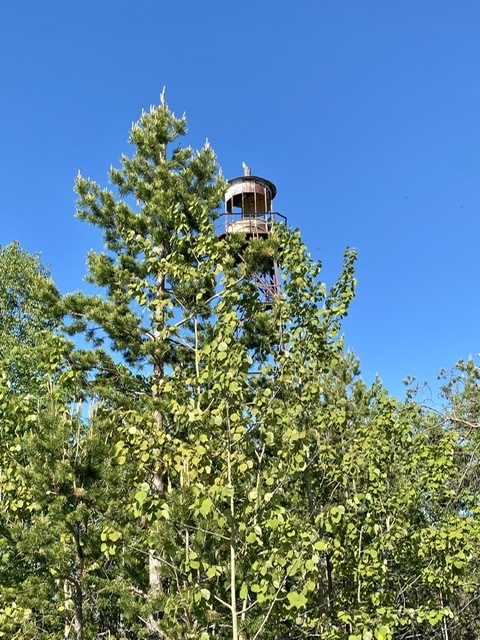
xmin=1 ymin=0 xmax=479 ymax=400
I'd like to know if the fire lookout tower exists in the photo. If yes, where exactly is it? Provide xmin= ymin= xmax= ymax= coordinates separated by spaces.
xmin=217 ymin=165 xmax=287 ymax=307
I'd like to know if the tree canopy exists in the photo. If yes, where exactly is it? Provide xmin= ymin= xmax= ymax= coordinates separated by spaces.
xmin=0 ymin=96 xmax=478 ymax=640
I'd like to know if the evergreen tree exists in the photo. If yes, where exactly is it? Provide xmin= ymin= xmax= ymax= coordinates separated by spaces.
xmin=0 ymin=242 xmax=60 ymax=393
xmin=0 ymin=247 xmax=140 ymax=639
xmin=62 ymin=92 xmax=227 ymax=637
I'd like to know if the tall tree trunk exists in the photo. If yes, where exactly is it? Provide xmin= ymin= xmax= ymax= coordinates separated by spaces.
xmin=147 ymin=269 xmax=167 ymax=638
xmin=440 ymin=590 xmax=450 ymax=640
xmin=226 ymin=408 xmax=239 ymax=640
xmin=67 ymin=524 xmax=84 ymax=640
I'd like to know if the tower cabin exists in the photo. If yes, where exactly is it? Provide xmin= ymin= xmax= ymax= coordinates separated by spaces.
xmin=217 ymin=163 xmax=284 ymax=238
xmin=217 ymin=164 xmax=287 ymax=307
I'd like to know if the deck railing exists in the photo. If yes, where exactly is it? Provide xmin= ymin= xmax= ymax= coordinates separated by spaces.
xmin=216 ymin=211 xmax=287 ymax=239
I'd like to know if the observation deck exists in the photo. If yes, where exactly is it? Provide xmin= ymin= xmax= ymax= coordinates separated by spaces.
xmin=216 ymin=211 xmax=287 ymax=240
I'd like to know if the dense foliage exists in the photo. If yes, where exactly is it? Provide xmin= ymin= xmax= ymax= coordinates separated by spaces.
xmin=0 ymin=97 xmax=478 ymax=639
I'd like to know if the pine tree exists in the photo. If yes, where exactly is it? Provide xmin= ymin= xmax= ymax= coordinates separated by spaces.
xmin=66 ymin=90 xmax=224 ymax=387
xmin=62 ymin=92 xmax=227 ymax=637
xmin=0 ymin=242 xmax=60 ymax=393
xmin=0 ymin=247 xmax=140 ymax=639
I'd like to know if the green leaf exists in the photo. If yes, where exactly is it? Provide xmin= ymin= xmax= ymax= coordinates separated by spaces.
xmin=135 ymin=490 xmax=148 ymax=505
xmin=286 ymin=591 xmax=307 ymax=609
xmin=199 ymin=498 xmax=213 ymax=516
xmin=314 ymin=540 xmax=327 ymax=551
xmin=206 ymin=566 xmax=216 ymax=578
xmin=239 ymin=582 xmax=248 ymax=599
xmin=375 ymin=627 xmax=391 ymax=640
